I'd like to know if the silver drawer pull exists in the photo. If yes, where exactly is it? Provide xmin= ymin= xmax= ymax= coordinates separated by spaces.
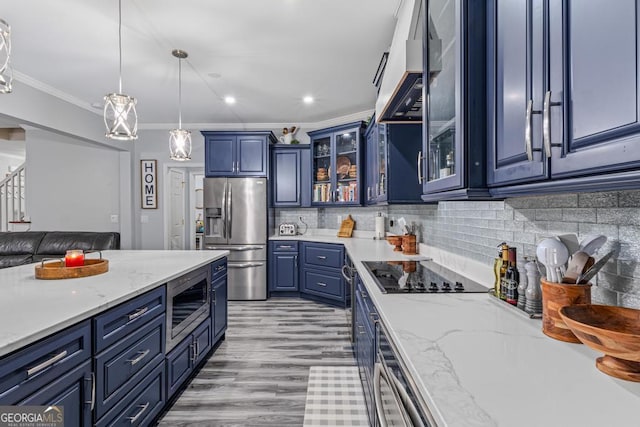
xmin=27 ymin=350 xmax=68 ymax=377
xmin=215 ymin=265 xmax=226 ymax=272
xmin=317 ymin=282 xmax=327 ymax=287
xmin=317 ymin=256 xmax=327 ymax=260
xmin=127 ymin=402 xmax=150 ymax=424
xmin=128 ymin=307 xmax=149 ymax=321
xmin=279 ymin=245 xmax=294 ymax=249
xmin=127 ymin=349 xmax=150 ymax=366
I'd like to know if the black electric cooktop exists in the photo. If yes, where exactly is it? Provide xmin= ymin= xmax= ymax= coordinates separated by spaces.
xmin=362 ymin=260 xmax=489 ymax=294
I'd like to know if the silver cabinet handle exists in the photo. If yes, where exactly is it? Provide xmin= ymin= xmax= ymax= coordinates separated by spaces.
xmin=417 ymin=151 xmax=424 ymax=184
xmin=317 ymin=282 xmax=327 ymax=287
xmin=127 ymin=402 xmax=150 ymax=424
xmin=227 ymin=184 xmax=232 ymax=239
xmin=341 ymin=264 xmax=352 ymax=283
xmin=294 ymin=255 xmax=298 ymax=270
xmin=27 ymin=350 xmax=67 ymax=377
xmin=85 ymin=372 xmax=96 ymax=410
xmin=525 ymin=99 xmax=542 ymax=161
xmin=127 ymin=349 xmax=150 ymax=366
xmin=543 ymin=90 xmax=562 ymax=158
xmin=358 ymin=325 xmax=365 ymax=335
xmin=128 ymin=307 xmax=148 ymax=321
xmin=278 ymin=245 xmax=294 ymax=249
xmin=367 ymin=186 xmax=372 ymax=200
xmin=212 ymin=289 xmax=217 ymax=304
xmin=190 ymin=342 xmax=197 ymax=364
xmin=317 ymin=255 xmax=327 ymax=260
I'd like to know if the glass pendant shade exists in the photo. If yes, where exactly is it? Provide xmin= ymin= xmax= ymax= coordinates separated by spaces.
xmin=169 ymin=128 xmax=192 ymax=161
xmin=104 ymin=0 xmax=137 ymax=140
xmin=104 ymin=93 xmax=138 ymax=140
xmin=169 ymin=49 xmax=191 ymax=161
xmin=0 ymin=19 xmax=12 ymax=94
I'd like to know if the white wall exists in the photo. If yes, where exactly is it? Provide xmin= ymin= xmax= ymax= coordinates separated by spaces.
xmin=25 ymin=130 xmax=122 ymax=232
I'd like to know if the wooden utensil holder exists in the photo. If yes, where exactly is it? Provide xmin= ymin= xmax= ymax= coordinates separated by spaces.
xmin=402 ymin=234 xmax=417 ymax=255
xmin=541 ymin=279 xmax=591 ymax=343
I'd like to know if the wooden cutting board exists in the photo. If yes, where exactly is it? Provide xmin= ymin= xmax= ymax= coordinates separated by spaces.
xmin=337 ymin=214 xmax=355 ymax=238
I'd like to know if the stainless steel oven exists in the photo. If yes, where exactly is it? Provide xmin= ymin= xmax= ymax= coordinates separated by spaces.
xmin=166 ymin=264 xmax=210 ymax=351
xmin=374 ymin=320 xmax=436 ymax=427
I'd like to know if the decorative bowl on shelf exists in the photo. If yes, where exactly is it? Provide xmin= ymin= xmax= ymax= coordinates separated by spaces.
xmin=559 ymin=304 xmax=640 ymax=382
xmin=386 ymin=236 xmax=403 ymax=252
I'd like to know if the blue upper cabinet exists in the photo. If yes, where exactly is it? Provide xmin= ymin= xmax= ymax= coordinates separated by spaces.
xmin=420 ymin=0 xmax=489 ymax=201
xmin=308 ymin=121 xmax=365 ymax=206
xmin=202 ymin=131 xmax=276 ymax=177
xmin=488 ymin=0 xmax=640 ymax=196
xmin=366 ymin=118 xmax=423 ymax=205
xmin=270 ymin=145 xmax=311 ymax=207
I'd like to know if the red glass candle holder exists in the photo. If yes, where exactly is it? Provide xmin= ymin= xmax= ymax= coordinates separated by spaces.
xmin=65 ymin=250 xmax=85 ymax=268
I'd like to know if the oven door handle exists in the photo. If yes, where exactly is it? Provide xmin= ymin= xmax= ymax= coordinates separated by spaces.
xmin=389 ymin=368 xmax=425 ymax=427
xmin=375 ymin=351 xmax=414 ymax=427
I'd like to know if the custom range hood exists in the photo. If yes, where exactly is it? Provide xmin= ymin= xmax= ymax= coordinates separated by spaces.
xmin=375 ymin=0 xmax=441 ymax=123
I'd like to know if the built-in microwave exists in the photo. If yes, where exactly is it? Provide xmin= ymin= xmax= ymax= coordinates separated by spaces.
xmin=166 ymin=265 xmax=210 ymax=352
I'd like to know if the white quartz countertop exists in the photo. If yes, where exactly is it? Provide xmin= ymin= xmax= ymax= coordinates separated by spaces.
xmin=270 ymin=232 xmax=640 ymax=426
xmin=0 ymin=250 xmax=228 ymax=357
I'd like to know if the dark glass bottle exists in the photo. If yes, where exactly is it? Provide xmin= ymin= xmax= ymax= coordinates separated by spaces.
xmin=504 ymin=248 xmax=519 ymax=305
xmin=498 ymin=243 xmax=509 ymax=300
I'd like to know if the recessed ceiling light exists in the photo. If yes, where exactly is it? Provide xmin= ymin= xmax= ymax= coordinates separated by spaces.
xmin=224 ymin=96 xmax=236 ymax=104
xmin=303 ymin=96 xmax=314 ymax=104
xmin=208 ymin=72 xmax=222 ymax=79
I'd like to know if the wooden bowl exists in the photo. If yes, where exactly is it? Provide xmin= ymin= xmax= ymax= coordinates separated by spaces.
xmin=559 ymin=304 xmax=640 ymax=381
xmin=386 ymin=236 xmax=403 ymax=252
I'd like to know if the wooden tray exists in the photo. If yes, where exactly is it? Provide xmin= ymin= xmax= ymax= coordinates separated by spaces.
xmin=337 ymin=214 xmax=355 ymax=238
xmin=35 ymin=258 xmax=109 ymax=280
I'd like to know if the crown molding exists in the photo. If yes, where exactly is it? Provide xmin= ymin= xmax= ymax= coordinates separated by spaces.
xmin=139 ymin=109 xmax=374 ymax=131
xmin=14 ymin=70 xmax=101 ymax=116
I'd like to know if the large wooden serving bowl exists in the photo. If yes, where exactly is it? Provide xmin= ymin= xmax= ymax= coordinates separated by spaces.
xmin=559 ymin=304 xmax=640 ymax=381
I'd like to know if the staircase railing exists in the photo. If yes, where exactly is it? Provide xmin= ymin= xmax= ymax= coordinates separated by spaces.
xmin=0 ymin=162 xmax=26 ymax=232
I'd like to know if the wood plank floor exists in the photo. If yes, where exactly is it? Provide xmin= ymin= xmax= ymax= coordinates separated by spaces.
xmin=157 ymin=298 xmax=356 ymax=427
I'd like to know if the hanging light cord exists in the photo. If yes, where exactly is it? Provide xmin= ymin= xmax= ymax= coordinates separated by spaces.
xmin=178 ymin=56 xmax=182 ymax=128
xmin=118 ymin=0 xmax=123 ymax=94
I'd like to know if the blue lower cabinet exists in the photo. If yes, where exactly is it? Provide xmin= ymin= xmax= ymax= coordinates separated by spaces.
xmin=269 ymin=241 xmax=299 ymax=295
xmin=19 ymin=360 xmax=92 ymax=427
xmin=212 ymin=275 xmax=228 ymax=341
xmin=301 ymin=269 xmax=344 ymax=301
xmin=94 ymin=314 xmax=166 ymax=420
xmin=166 ymin=319 xmax=211 ymax=399
xmin=96 ymin=361 xmax=165 ymax=427
xmin=355 ymin=278 xmax=376 ymax=426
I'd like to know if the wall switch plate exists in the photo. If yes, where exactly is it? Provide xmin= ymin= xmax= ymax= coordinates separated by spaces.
xmin=141 ymin=215 xmax=149 ymax=224
xmin=110 ymin=214 xmax=119 ymax=223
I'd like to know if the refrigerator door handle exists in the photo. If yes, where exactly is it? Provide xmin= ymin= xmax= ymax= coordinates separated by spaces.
xmin=205 ymin=245 xmax=265 ymax=251
xmin=221 ymin=181 xmax=227 ymax=239
xmin=227 ymin=184 xmax=232 ymax=239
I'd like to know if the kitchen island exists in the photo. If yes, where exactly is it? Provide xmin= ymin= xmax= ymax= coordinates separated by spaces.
xmin=0 ymin=249 xmax=228 ymax=356
xmin=271 ymin=232 xmax=640 ymax=426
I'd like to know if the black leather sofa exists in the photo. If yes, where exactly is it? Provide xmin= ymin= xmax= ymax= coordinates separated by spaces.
xmin=0 ymin=231 xmax=120 ymax=269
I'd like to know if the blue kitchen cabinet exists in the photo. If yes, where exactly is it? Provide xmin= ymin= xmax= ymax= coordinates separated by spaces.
xmin=300 ymin=242 xmax=348 ymax=307
xmin=420 ymin=0 xmax=489 ymax=201
xmin=308 ymin=121 xmax=365 ymax=206
xmin=202 ymin=131 xmax=276 ymax=177
xmin=212 ymin=274 xmax=228 ymax=342
xmin=354 ymin=277 xmax=376 ymax=425
xmin=270 ymin=145 xmax=311 ymax=207
xmin=268 ymin=241 xmax=299 ymax=294
xmin=166 ymin=318 xmax=211 ymax=399
xmin=488 ymin=0 xmax=640 ymax=195
xmin=366 ymin=118 xmax=423 ymax=205
xmin=19 ymin=361 xmax=93 ymax=427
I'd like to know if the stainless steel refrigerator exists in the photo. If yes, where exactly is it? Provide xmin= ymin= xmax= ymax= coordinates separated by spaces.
xmin=203 ymin=177 xmax=267 ymax=300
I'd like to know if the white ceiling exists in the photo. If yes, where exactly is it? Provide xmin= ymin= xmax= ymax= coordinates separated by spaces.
xmin=4 ymin=0 xmax=400 ymax=128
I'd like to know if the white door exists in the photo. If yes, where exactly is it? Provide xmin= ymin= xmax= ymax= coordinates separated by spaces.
xmin=169 ymin=169 xmax=186 ymax=250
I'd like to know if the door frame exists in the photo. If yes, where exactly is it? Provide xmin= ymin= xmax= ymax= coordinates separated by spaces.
xmin=163 ymin=163 xmax=204 ymax=250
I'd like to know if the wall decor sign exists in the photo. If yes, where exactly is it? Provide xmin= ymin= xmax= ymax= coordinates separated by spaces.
xmin=141 ymin=159 xmax=157 ymax=209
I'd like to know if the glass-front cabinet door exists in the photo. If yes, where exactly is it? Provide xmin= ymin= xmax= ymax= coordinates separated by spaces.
xmin=421 ymin=0 xmax=488 ymax=200
xmin=376 ymin=123 xmax=388 ymax=202
xmin=309 ymin=122 xmax=365 ymax=206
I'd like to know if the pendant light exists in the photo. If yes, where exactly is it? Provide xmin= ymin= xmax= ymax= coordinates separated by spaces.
xmin=0 ymin=19 xmax=12 ymax=94
xmin=169 ymin=49 xmax=191 ymax=161
xmin=104 ymin=0 xmax=138 ymax=140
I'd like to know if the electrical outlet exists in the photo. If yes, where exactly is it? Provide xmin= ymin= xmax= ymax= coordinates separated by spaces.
xmin=110 ymin=214 xmax=119 ymax=223
xmin=337 ymin=215 xmax=342 ymax=225
xmin=140 ymin=215 xmax=149 ymax=224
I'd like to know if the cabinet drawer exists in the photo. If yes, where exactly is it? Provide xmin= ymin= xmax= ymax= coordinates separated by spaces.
xmin=96 ymin=361 xmax=165 ymax=427
xmin=94 ymin=287 xmax=165 ymax=353
xmin=302 ymin=243 xmax=343 ymax=269
xmin=0 ymin=320 xmax=91 ymax=404
xmin=211 ymin=257 xmax=227 ymax=281
xmin=356 ymin=278 xmax=377 ymax=323
xmin=271 ymin=241 xmax=299 ymax=252
xmin=94 ymin=314 xmax=165 ymax=419
xmin=302 ymin=269 xmax=344 ymax=301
